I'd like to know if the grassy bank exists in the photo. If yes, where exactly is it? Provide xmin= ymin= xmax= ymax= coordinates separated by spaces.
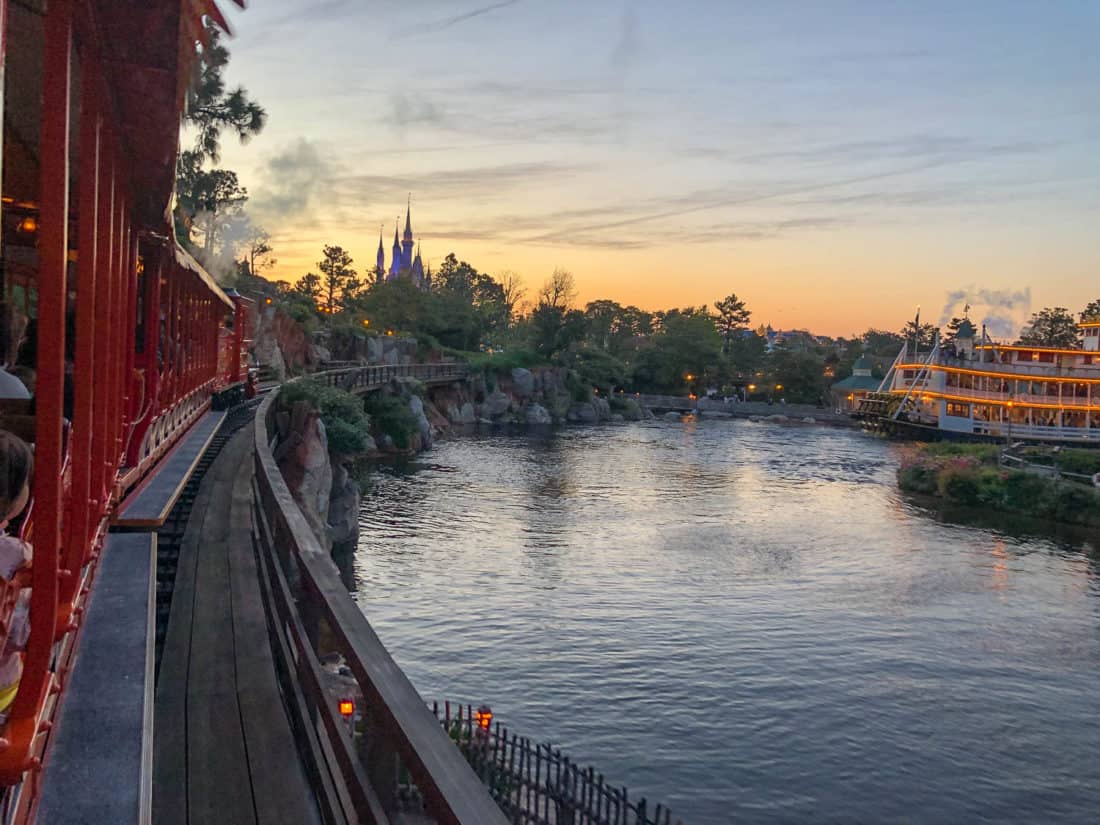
xmin=897 ymin=443 xmax=1100 ymax=528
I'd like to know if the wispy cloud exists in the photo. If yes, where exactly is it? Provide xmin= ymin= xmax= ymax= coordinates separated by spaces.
xmin=738 ymin=135 xmax=1048 ymax=166
xmin=394 ymin=0 xmax=522 ymax=38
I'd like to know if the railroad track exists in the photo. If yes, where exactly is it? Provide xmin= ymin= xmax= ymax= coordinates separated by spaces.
xmin=152 ymin=400 xmax=260 ymax=676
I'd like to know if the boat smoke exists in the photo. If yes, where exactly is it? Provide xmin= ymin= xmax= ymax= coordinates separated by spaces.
xmin=939 ymin=287 xmax=1031 ymax=339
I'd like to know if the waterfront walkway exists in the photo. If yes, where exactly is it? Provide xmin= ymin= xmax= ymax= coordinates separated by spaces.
xmin=152 ymin=428 xmax=321 ymax=825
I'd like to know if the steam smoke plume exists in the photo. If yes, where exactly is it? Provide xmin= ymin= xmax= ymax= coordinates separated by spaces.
xmin=939 ymin=287 xmax=1031 ymax=339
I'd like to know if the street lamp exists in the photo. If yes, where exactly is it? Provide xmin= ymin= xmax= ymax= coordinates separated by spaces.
xmin=1006 ymin=397 xmax=1015 ymax=446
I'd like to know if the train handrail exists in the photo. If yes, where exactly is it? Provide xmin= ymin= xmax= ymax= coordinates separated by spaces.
xmin=252 ymin=363 xmax=505 ymax=824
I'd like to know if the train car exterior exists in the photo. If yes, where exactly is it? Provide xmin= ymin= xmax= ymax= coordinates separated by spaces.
xmin=0 ymin=0 xmax=244 ymax=817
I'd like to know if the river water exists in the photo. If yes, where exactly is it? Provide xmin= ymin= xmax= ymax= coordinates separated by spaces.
xmin=353 ymin=418 xmax=1100 ymax=824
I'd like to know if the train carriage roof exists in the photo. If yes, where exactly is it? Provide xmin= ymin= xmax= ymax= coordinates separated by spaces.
xmin=97 ymin=0 xmax=244 ymax=226
xmin=3 ymin=0 xmax=242 ymax=227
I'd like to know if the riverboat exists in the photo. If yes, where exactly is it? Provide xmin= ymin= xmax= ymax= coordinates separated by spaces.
xmin=856 ymin=317 xmax=1100 ymax=444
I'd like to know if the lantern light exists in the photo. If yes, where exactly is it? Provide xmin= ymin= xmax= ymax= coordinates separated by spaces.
xmin=474 ymin=706 xmax=493 ymax=731
xmin=362 ymin=318 xmax=370 ymax=327
xmin=265 ymin=297 xmax=273 ymax=305
xmin=17 ymin=215 xmax=38 ymax=234
xmin=339 ymin=699 xmax=355 ymax=718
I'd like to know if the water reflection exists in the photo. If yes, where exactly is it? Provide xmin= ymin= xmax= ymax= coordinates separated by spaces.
xmin=355 ymin=420 xmax=1100 ymax=824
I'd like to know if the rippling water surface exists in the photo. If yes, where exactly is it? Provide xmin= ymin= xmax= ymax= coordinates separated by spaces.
xmin=353 ymin=419 xmax=1100 ymax=824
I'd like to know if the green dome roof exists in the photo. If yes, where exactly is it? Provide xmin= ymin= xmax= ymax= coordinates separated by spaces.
xmin=956 ymin=318 xmax=976 ymax=338
xmin=853 ymin=355 xmax=872 ymax=371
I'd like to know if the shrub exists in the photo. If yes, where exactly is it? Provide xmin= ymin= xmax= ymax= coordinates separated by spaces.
xmin=461 ymin=348 xmax=542 ymax=373
xmin=280 ymin=380 xmax=371 ymax=455
xmin=1000 ymin=471 xmax=1056 ymax=519
xmin=922 ymin=443 xmax=999 ymax=464
xmin=364 ymin=394 xmax=419 ymax=450
xmin=565 ymin=371 xmax=591 ymax=403
xmin=1055 ymin=449 xmax=1100 ymax=478
xmin=897 ymin=464 xmax=938 ymax=495
xmin=974 ymin=468 xmax=1007 ymax=507
xmin=324 ymin=418 xmax=371 ymax=456
xmin=897 ymin=442 xmax=1100 ymax=527
xmin=937 ymin=466 xmax=982 ymax=504
xmin=1052 ymin=483 xmax=1100 ymax=527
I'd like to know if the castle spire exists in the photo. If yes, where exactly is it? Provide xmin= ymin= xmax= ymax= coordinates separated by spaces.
xmin=376 ymin=223 xmax=385 ymax=275
xmin=401 ymin=194 xmax=415 ymax=270
xmin=389 ymin=218 xmax=402 ymax=279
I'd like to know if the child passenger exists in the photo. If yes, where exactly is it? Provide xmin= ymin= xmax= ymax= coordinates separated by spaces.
xmin=0 ymin=431 xmax=33 ymax=722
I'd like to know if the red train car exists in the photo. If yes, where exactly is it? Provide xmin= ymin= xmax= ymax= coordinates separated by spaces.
xmin=0 ymin=0 xmax=246 ymax=815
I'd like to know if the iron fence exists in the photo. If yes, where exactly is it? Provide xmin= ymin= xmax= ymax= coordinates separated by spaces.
xmin=430 ymin=702 xmax=682 ymax=825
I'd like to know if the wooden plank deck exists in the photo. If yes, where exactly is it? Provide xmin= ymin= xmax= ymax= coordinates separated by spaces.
xmin=153 ymin=429 xmax=321 ymax=825
xmin=115 ymin=411 xmax=226 ymax=529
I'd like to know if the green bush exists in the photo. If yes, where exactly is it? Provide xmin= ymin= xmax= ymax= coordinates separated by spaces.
xmin=897 ymin=464 xmax=938 ymax=495
xmin=1052 ymin=483 xmax=1100 ymax=527
xmin=564 ymin=371 xmax=591 ymax=403
xmin=897 ymin=442 xmax=1100 ymax=527
xmin=922 ymin=443 xmax=999 ymax=464
xmin=461 ymin=348 xmax=543 ymax=373
xmin=324 ymin=418 xmax=371 ymax=456
xmin=1055 ymin=449 xmax=1100 ymax=478
xmin=364 ymin=394 xmax=419 ymax=450
xmin=1000 ymin=471 xmax=1055 ymax=517
xmin=974 ymin=468 xmax=1006 ymax=507
xmin=280 ymin=380 xmax=371 ymax=455
xmin=937 ymin=466 xmax=981 ymax=505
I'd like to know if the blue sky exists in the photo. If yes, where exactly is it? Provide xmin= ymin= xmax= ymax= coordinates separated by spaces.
xmin=216 ymin=0 xmax=1099 ymax=335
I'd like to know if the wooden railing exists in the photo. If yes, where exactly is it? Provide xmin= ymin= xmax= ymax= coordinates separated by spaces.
xmin=252 ymin=364 xmax=506 ymax=825
xmin=311 ymin=362 xmax=468 ymax=394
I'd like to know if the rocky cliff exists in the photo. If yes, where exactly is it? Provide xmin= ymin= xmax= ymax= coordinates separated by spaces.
xmin=422 ymin=366 xmax=652 ymax=435
xmin=273 ymin=398 xmax=360 ymax=558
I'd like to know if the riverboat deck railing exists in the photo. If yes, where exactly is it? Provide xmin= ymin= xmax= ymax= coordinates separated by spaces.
xmin=252 ymin=364 xmax=506 ymax=825
xmin=432 ymin=702 xmax=682 ymax=825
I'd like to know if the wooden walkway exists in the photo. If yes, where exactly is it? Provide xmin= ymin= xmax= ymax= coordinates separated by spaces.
xmin=152 ymin=429 xmax=321 ymax=825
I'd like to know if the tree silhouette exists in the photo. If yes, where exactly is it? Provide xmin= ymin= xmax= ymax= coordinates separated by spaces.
xmin=294 ymin=272 xmax=322 ymax=300
xmin=1080 ymin=299 xmax=1100 ymax=323
xmin=714 ymin=293 xmax=752 ymax=353
xmin=1017 ymin=307 xmax=1080 ymax=348
xmin=186 ymin=21 xmax=267 ymax=163
xmin=318 ymin=245 xmax=357 ymax=316
xmin=900 ymin=320 xmax=937 ymax=350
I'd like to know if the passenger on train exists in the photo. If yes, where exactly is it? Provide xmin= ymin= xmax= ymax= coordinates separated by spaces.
xmin=0 ymin=307 xmax=30 ymax=401
xmin=0 ymin=431 xmax=33 ymax=724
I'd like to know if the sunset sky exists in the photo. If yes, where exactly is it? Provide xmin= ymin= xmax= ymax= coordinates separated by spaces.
xmin=215 ymin=0 xmax=1098 ymax=337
